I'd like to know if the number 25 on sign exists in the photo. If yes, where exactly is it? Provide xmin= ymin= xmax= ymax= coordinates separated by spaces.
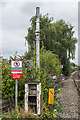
xmin=48 ymin=88 xmax=54 ymax=104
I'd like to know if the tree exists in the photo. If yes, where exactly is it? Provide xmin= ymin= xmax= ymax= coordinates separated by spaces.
xmin=25 ymin=14 xmax=77 ymax=75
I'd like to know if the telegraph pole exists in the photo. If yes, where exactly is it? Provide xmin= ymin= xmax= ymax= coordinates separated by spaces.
xmin=35 ymin=7 xmax=40 ymax=70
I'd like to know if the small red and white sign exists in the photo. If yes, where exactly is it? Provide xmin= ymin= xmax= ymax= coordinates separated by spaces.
xmin=11 ymin=61 xmax=22 ymax=79
xmin=14 ymin=61 xmax=20 ymax=68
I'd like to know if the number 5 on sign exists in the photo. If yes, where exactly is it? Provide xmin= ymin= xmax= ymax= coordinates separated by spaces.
xmin=48 ymin=88 xmax=54 ymax=104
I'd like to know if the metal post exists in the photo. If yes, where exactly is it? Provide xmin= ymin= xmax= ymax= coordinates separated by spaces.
xmin=15 ymin=79 xmax=18 ymax=108
xmin=35 ymin=7 xmax=40 ymax=70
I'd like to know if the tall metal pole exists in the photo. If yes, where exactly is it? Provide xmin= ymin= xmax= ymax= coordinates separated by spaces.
xmin=15 ymin=79 xmax=18 ymax=108
xmin=35 ymin=7 xmax=40 ymax=70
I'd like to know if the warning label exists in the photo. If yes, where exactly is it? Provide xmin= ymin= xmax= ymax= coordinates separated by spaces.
xmin=48 ymin=88 xmax=54 ymax=104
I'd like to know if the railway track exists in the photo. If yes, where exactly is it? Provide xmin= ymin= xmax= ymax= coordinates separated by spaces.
xmin=72 ymin=71 xmax=80 ymax=92
xmin=58 ymin=71 xmax=79 ymax=119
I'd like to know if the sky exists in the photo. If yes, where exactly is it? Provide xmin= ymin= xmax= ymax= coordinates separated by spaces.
xmin=0 ymin=0 xmax=79 ymax=65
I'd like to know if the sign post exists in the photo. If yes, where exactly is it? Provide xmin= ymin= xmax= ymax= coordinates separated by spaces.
xmin=11 ymin=61 xmax=22 ymax=108
xmin=15 ymin=79 xmax=18 ymax=108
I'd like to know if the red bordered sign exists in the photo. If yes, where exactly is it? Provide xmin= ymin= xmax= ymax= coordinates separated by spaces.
xmin=11 ymin=61 xmax=22 ymax=79
xmin=14 ymin=61 xmax=20 ymax=68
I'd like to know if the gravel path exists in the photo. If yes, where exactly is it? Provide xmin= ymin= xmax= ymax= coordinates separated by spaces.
xmin=57 ymin=75 xmax=79 ymax=119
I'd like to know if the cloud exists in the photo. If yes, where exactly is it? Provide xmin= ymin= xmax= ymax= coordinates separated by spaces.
xmin=20 ymin=2 xmax=43 ymax=16
xmin=41 ymin=2 xmax=78 ymax=36
xmin=2 ymin=2 xmax=30 ymax=30
xmin=2 ymin=29 xmax=28 ymax=58
xmin=2 ymin=2 xmax=43 ymax=30
xmin=1 ymin=1 xmax=78 ymax=65
xmin=0 ymin=0 xmax=79 ymax=2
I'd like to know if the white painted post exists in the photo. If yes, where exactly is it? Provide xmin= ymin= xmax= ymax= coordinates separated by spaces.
xmin=37 ymin=83 xmax=41 ymax=115
xmin=25 ymin=83 xmax=28 ymax=112
xmin=35 ymin=7 xmax=42 ymax=115
xmin=35 ymin=7 xmax=40 ymax=69
xmin=15 ymin=79 xmax=18 ymax=108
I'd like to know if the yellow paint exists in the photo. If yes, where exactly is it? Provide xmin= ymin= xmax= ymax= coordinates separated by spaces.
xmin=48 ymin=88 xmax=54 ymax=104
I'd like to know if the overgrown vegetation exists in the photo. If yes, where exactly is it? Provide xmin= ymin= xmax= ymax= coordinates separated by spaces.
xmin=2 ymin=48 xmax=64 ymax=119
xmin=71 ymin=62 xmax=78 ymax=72
xmin=1 ymin=13 xmax=77 ymax=119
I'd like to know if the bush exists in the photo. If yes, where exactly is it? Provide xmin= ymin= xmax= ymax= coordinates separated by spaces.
xmin=2 ymin=59 xmax=15 ymax=99
xmin=39 ymin=68 xmax=64 ymax=119
xmin=78 ymin=66 xmax=80 ymax=70
xmin=62 ymin=58 xmax=71 ymax=76
xmin=1 ymin=107 xmax=21 ymax=119
xmin=2 ymin=59 xmax=25 ymax=107
xmin=40 ymin=47 xmax=61 ymax=75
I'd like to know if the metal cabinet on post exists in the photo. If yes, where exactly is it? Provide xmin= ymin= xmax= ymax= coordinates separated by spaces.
xmin=25 ymin=81 xmax=43 ymax=115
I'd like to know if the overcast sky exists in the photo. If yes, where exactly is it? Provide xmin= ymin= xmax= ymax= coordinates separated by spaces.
xmin=0 ymin=0 xmax=79 ymax=65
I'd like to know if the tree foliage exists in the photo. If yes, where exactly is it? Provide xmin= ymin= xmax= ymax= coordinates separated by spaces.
xmin=25 ymin=14 xmax=77 ymax=75
xmin=2 ymin=59 xmax=15 ymax=98
xmin=40 ymin=46 xmax=61 ymax=75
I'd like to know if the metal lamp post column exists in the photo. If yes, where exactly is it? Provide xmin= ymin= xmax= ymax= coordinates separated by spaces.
xmin=35 ymin=7 xmax=40 ymax=70
xmin=35 ymin=8 xmax=41 ymax=114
